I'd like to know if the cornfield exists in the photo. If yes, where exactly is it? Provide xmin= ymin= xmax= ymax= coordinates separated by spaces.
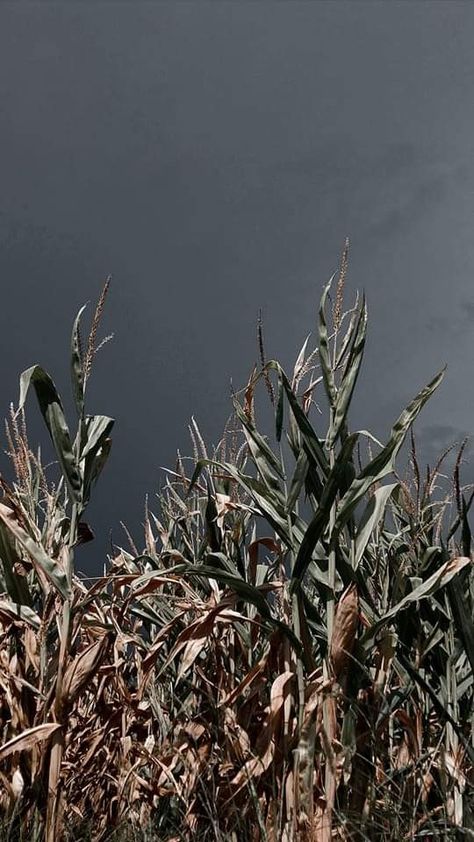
xmin=0 ymin=247 xmax=472 ymax=841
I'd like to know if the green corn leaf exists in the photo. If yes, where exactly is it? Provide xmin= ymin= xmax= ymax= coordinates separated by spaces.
xmin=290 ymin=432 xmax=359 ymax=590
xmin=206 ymin=552 xmax=242 ymax=577
xmin=134 ymin=558 xmax=303 ymax=654
xmin=361 ymin=555 xmax=470 ymax=646
xmin=244 ymin=431 xmax=284 ymax=497
xmin=70 ymin=304 xmax=87 ymax=418
xmin=189 ymin=458 xmax=293 ymax=550
xmin=335 ymin=291 xmax=360 ymax=369
xmin=306 ymin=556 xmax=344 ymax=593
xmin=318 ymin=277 xmax=337 ymax=409
xmin=287 ymin=449 xmax=309 ymax=514
xmin=82 ymin=438 xmax=112 ymax=507
xmin=0 ymin=521 xmax=32 ymax=606
xmin=204 ymin=484 xmax=222 ymax=552
xmin=446 ymin=488 xmax=474 ymax=542
xmin=80 ymin=415 xmax=114 ymax=459
xmin=275 ymin=377 xmax=284 ymax=442
xmin=79 ymin=415 xmax=114 ymax=507
xmin=233 ymin=401 xmax=285 ymax=496
xmin=18 ymin=365 xmax=82 ymax=505
xmin=179 ymin=563 xmax=303 ymax=653
xmin=331 ymin=368 xmax=445 ymax=545
xmin=457 ymin=673 xmax=473 ymax=700
xmin=461 ymin=493 xmax=472 ymax=557
xmin=353 ymin=483 xmax=398 ymax=569
xmin=398 ymin=651 xmax=474 ymax=766
xmin=447 ymin=573 xmax=474 ymax=678
xmin=293 ymin=334 xmax=311 ymax=382
xmin=0 ymin=503 xmax=70 ymax=599
xmin=327 ymin=297 xmax=367 ymax=449
xmin=266 ymin=362 xmax=329 ymax=478
xmin=302 ymin=458 xmax=324 ymax=504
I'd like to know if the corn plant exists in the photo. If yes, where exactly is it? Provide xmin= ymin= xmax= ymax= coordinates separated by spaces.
xmin=0 ymin=249 xmax=471 ymax=840
xmin=0 ymin=286 xmax=118 ymax=839
xmin=128 ymin=245 xmax=473 ymax=839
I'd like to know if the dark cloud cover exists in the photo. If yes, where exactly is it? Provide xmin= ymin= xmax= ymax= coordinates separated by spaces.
xmin=0 ymin=2 xmax=474 ymax=572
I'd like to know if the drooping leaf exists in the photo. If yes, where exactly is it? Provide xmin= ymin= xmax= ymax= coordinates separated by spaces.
xmin=82 ymin=436 xmax=112 ymax=505
xmin=0 ymin=521 xmax=32 ymax=606
xmin=80 ymin=415 xmax=114 ymax=460
xmin=80 ymin=415 xmax=114 ymax=505
xmin=189 ymin=458 xmax=293 ymax=550
xmin=0 ymin=600 xmax=41 ymax=630
xmin=18 ymin=365 xmax=82 ymax=505
xmin=361 ymin=555 xmax=471 ymax=645
xmin=0 ymin=503 xmax=70 ymax=599
xmin=61 ymin=634 xmax=112 ymax=706
xmin=171 ymin=562 xmax=302 ymax=653
xmin=0 ymin=724 xmax=61 ymax=761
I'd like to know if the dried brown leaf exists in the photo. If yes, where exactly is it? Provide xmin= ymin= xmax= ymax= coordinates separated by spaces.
xmin=62 ymin=634 xmax=112 ymax=706
xmin=0 ymin=723 xmax=61 ymax=761
xmin=330 ymin=583 xmax=358 ymax=679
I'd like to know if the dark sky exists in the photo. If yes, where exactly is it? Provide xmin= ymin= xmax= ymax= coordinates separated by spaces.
xmin=1 ymin=2 xmax=474 ymax=573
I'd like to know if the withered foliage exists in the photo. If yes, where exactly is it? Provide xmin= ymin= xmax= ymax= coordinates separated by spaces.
xmin=0 ymin=257 xmax=472 ymax=841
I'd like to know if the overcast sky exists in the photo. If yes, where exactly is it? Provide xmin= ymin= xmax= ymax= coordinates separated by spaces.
xmin=1 ymin=2 xmax=474 ymax=573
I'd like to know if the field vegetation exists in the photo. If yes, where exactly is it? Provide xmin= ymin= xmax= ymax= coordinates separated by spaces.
xmin=0 ymin=246 xmax=471 ymax=840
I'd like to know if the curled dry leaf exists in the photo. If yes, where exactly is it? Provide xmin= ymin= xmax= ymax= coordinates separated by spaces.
xmin=330 ymin=583 xmax=358 ymax=679
xmin=0 ymin=723 xmax=61 ymax=762
xmin=61 ymin=633 xmax=112 ymax=707
xmin=0 ymin=502 xmax=70 ymax=598
xmin=231 ymin=671 xmax=295 ymax=790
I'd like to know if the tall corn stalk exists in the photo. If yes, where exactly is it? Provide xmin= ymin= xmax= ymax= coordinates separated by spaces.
xmin=0 ymin=284 xmax=115 ymax=840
